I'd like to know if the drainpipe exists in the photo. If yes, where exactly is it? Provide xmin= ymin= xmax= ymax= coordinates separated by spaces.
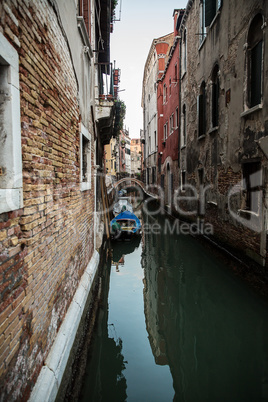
xmin=93 ymin=159 xmax=99 ymax=251
xmin=178 ymin=31 xmax=182 ymax=168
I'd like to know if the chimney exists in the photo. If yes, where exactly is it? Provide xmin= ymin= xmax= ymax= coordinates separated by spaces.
xmin=173 ymin=9 xmax=179 ymax=36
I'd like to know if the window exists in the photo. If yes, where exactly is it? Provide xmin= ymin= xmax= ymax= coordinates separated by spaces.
xmin=242 ymin=162 xmax=261 ymax=213
xmin=80 ymin=123 xmax=91 ymax=191
xmin=79 ymin=0 xmax=91 ymax=37
xmin=175 ymin=63 xmax=178 ymax=83
xmin=205 ymin=0 xmax=222 ymax=27
xmin=175 ymin=107 xmax=179 ymax=129
xmin=169 ymin=78 xmax=172 ymax=96
xmin=199 ymin=1 xmax=206 ymax=45
xmin=182 ymin=29 xmax=187 ymax=74
xmin=163 ymin=84 xmax=167 ymax=104
xmin=198 ymin=168 xmax=204 ymax=186
xmin=211 ymin=64 xmax=219 ymax=127
xmin=169 ymin=115 xmax=174 ymax=135
xmin=0 ymin=33 xmax=23 ymax=214
xmin=247 ymin=14 xmax=263 ymax=108
xmin=181 ymin=104 xmax=186 ymax=147
xmin=181 ymin=171 xmax=186 ymax=192
xmin=198 ymin=82 xmax=206 ymax=137
xmin=164 ymin=123 xmax=168 ymax=141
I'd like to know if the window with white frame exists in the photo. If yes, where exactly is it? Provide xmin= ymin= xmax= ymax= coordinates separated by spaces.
xmin=163 ymin=84 xmax=167 ymax=104
xmin=199 ymin=1 xmax=206 ymax=45
xmin=169 ymin=115 xmax=174 ymax=135
xmin=0 ymin=33 xmax=23 ymax=214
xmin=80 ymin=123 xmax=91 ymax=191
xmin=164 ymin=123 xmax=168 ymax=141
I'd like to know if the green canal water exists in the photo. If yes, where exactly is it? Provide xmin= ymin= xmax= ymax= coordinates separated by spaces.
xmin=79 ymin=212 xmax=268 ymax=402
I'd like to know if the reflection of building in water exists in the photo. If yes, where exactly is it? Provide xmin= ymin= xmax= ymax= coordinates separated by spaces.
xmin=142 ymin=212 xmax=268 ymax=401
xmin=143 ymin=276 xmax=168 ymax=366
xmin=112 ymin=256 xmax=125 ymax=272
xmin=112 ymin=256 xmax=125 ymax=266
xmin=142 ymin=213 xmax=168 ymax=366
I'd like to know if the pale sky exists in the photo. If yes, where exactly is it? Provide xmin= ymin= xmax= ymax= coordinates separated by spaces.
xmin=110 ymin=0 xmax=187 ymax=138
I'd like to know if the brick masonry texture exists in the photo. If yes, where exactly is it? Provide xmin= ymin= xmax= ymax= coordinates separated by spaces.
xmin=0 ymin=1 xmax=95 ymax=399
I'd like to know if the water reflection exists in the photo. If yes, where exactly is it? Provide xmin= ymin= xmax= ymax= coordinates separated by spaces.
xmin=112 ymin=236 xmax=141 ymax=272
xmin=79 ymin=209 xmax=268 ymax=402
xmin=142 ymin=213 xmax=268 ymax=402
xmin=79 ymin=251 xmax=128 ymax=402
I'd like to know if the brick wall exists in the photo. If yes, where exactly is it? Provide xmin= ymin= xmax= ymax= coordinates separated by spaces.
xmin=0 ymin=1 xmax=95 ymax=399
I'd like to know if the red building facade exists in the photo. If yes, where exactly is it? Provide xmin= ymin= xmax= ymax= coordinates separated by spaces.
xmin=157 ymin=10 xmax=184 ymax=203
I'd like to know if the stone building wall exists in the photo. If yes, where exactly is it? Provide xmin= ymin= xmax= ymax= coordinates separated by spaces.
xmin=0 ymin=1 xmax=95 ymax=399
xmin=178 ymin=0 xmax=268 ymax=266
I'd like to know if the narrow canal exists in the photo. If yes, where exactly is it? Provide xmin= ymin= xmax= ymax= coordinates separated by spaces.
xmin=77 ymin=208 xmax=268 ymax=402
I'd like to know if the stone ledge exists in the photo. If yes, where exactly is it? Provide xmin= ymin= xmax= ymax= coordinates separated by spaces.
xmin=29 ymin=250 xmax=100 ymax=402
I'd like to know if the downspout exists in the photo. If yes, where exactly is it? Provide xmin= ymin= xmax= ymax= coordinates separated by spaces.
xmin=178 ymin=33 xmax=182 ymax=168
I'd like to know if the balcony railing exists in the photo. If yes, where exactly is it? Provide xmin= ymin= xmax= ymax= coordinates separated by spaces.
xmin=96 ymin=63 xmax=120 ymax=101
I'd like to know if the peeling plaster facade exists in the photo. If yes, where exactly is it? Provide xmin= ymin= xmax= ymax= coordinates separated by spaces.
xmin=179 ymin=0 xmax=268 ymax=266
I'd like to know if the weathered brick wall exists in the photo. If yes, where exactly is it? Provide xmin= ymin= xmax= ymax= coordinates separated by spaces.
xmin=0 ymin=1 xmax=95 ymax=399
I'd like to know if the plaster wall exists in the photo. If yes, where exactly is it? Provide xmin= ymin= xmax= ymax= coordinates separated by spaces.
xmin=180 ymin=0 xmax=268 ymax=266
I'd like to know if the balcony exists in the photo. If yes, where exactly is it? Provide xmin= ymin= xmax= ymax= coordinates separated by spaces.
xmin=95 ymin=63 xmax=117 ymax=145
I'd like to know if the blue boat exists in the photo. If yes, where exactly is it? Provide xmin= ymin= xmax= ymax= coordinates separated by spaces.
xmin=110 ymin=210 xmax=141 ymax=239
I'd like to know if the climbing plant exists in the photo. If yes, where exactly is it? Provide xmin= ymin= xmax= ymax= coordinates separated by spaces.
xmin=111 ymin=0 xmax=118 ymax=22
xmin=113 ymin=99 xmax=126 ymax=138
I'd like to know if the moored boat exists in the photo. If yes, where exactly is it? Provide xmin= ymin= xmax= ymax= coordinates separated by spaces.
xmin=113 ymin=197 xmax=133 ymax=216
xmin=110 ymin=210 xmax=141 ymax=239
